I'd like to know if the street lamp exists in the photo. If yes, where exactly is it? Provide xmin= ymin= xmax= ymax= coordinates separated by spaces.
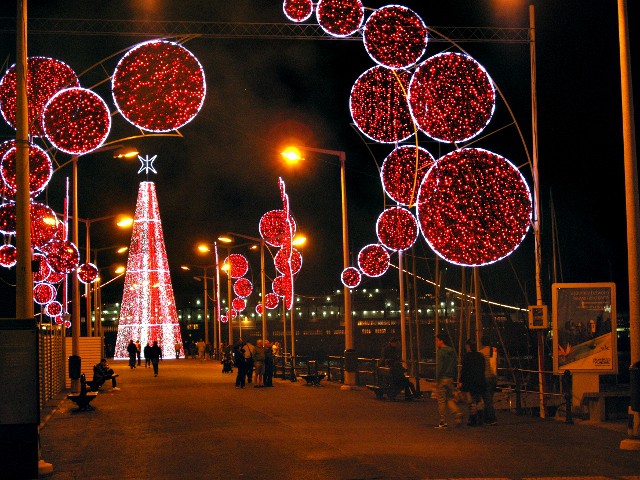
xmin=90 ymin=245 xmax=128 ymax=338
xmin=281 ymin=145 xmax=355 ymax=388
xmin=180 ymin=264 xmax=216 ymax=349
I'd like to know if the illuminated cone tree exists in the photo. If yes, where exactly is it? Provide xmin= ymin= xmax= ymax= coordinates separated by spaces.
xmin=115 ymin=180 xmax=183 ymax=359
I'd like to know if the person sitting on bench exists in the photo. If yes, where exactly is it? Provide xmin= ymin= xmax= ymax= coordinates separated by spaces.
xmin=381 ymin=338 xmax=419 ymax=400
xmin=91 ymin=359 xmax=119 ymax=390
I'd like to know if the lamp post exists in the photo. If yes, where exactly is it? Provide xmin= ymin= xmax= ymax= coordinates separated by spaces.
xmin=181 ymin=264 xmax=216 ymax=348
xmin=281 ymin=146 xmax=354 ymax=387
xmin=91 ymin=245 xmax=127 ymax=338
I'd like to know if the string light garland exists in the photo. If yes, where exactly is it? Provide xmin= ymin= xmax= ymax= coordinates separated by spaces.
xmin=417 ymin=148 xmax=532 ymax=266
xmin=42 ymin=239 xmax=79 ymax=274
xmin=376 ymin=206 xmax=418 ymax=252
xmin=224 ymin=253 xmax=249 ymax=279
xmin=33 ymin=282 xmax=56 ymax=305
xmin=32 ymin=252 xmax=51 ymax=282
xmin=0 ymin=243 xmax=17 ymax=268
xmin=232 ymin=297 xmax=246 ymax=312
xmin=1 ymin=144 xmax=53 ymax=198
xmin=350 ymin=65 xmax=414 ymax=144
xmin=115 ymin=181 xmax=184 ymax=359
xmin=233 ymin=277 xmax=253 ymax=298
xmin=357 ymin=243 xmax=390 ymax=278
xmin=316 ymin=0 xmax=365 ymax=37
xmin=275 ymin=246 xmax=302 ymax=275
xmin=341 ymin=266 xmax=362 ymax=289
xmin=112 ymin=40 xmax=206 ymax=133
xmin=282 ymin=0 xmax=314 ymax=23
xmin=77 ymin=262 xmax=99 ymax=284
xmin=380 ymin=145 xmax=435 ymax=207
xmin=259 ymin=209 xmax=297 ymax=247
xmin=42 ymin=87 xmax=111 ymax=155
xmin=363 ymin=5 xmax=428 ymax=69
xmin=264 ymin=292 xmax=279 ymax=309
xmin=409 ymin=52 xmax=496 ymax=143
xmin=0 ymin=57 xmax=79 ymax=137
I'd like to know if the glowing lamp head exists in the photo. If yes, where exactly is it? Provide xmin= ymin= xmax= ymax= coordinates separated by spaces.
xmin=281 ymin=146 xmax=303 ymax=164
xmin=114 ymin=265 xmax=125 ymax=274
xmin=117 ymin=246 xmax=128 ymax=254
xmin=197 ymin=244 xmax=211 ymax=253
xmin=292 ymin=235 xmax=307 ymax=247
xmin=113 ymin=146 xmax=140 ymax=159
xmin=116 ymin=216 xmax=134 ymax=228
xmin=217 ymin=235 xmax=233 ymax=244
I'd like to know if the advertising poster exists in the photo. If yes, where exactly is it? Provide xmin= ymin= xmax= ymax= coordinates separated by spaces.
xmin=552 ymin=283 xmax=617 ymax=374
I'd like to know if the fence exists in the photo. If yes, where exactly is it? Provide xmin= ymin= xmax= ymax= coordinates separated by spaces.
xmin=38 ymin=327 xmax=66 ymax=416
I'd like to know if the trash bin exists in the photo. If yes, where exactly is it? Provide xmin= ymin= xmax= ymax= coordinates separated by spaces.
xmin=344 ymin=349 xmax=357 ymax=373
xmin=631 ymin=361 xmax=640 ymax=412
xmin=69 ymin=355 xmax=81 ymax=380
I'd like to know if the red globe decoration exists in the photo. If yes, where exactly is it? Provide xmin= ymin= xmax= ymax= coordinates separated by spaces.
xmin=1 ymin=143 xmax=53 ymax=198
xmin=42 ymin=239 xmax=80 ymax=274
xmin=409 ymin=52 xmax=496 ymax=143
xmin=275 ymin=246 xmax=302 ymax=275
xmin=0 ymin=57 xmax=79 ymax=137
xmin=376 ymin=207 xmax=418 ymax=252
xmin=264 ymin=292 xmax=279 ymax=309
xmin=220 ymin=315 xmax=228 ymax=324
xmin=357 ymin=243 xmax=391 ymax=278
xmin=259 ymin=209 xmax=297 ymax=247
xmin=42 ymin=87 xmax=111 ymax=155
xmin=46 ymin=269 xmax=66 ymax=285
xmin=224 ymin=253 xmax=249 ymax=278
xmin=228 ymin=309 xmax=238 ymax=320
xmin=255 ymin=303 xmax=264 ymax=315
xmin=31 ymin=202 xmax=60 ymax=249
xmin=0 ymin=140 xmax=15 ymax=195
xmin=32 ymin=252 xmax=52 ymax=283
xmin=233 ymin=277 xmax=253 ymax=298
xmin=417 ymin=148 xmax=533 ymax=266
xmin=363 ymin=5 xmax=428 ymax=69
xmin=380 ymin=145 xmax=435 ymax=207
xmin=232 ymin=297 xmax=246 ymax=312
xmin=341 ymin=266 xmax=362 ymax=289
xmin=33 ymin=282 xmax=56 ymax=305
xmin=0 ymin=202 xmax=15 ymax=234
xmin=45 ymin=300 xmax=63 ymax=317
xmin=0 ymin=243 xmax=17 ymax=267
xmin=350 ymin=66 xmax=414 ymax=144
xmin=272 ymin=274 xmax=293 ymax=298
xmin=112 ymin=40 xmax=206 ymax=133
xmin=54 ymin=316 xmax=64 ymax=325
xmin=316 ymin=0 xmax=365 ymax=37
xmin=64 ymin=320 xmax=71 ymax=328
xmin=283 ymin=0 xmax=313 ymax=22
xmin=77 ymin=262 xmax=99 ymax=284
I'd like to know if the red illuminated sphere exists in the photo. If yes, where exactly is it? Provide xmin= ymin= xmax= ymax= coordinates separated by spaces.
xmin=220 ymin=315 xmax=229 ymax=324
xmin=34 ymin=282 xmax=56 ymax=305
xmin=283 ymin=0 xmax=313 ymax=22
xmin=272 ymin=274 xmax=292 ymax=298
xmin=54 ymin=316 xmax=64 ymax=325
xmin=409 ymin=52 xmax=496 ymax=143
xmin=42 ymin=87 xmax=111 ymax=155
xmin=417 ymin=148 xmax=532 ymax=266
xmin=1 ymin=144 xmax=53 ymax=198
xmin=233 ymin=277 xmax=253 ymax=298
xmin=0 ymin=57 xmax=79 ymax=137
xmin=275 ymin=247 xmax=302 ymax=275
xmin=316 ymin=0 xmax=364 ymax=37
xmin=46 ymin=269 xmax=66 ymax=285
xmin=112 ymin=40 xmax=206 ymax=133
xmin=232 ymin=297 xmax=246 ymax=312
xmin=42 ymin=239 xmax=80 ymax=274
xmin=0 ymin=244 xmax=17 ymax=268
xmin=259 ymin=209 xmax=296 ymax=247
xmin=363 ymin=5 xmax=428 ymax=69
xmin=0 ymin=202 xmax=59 ymax=248
xmin=256 ymin=304 xmax=264 ymax=315
xmin=77 ymin=262 xmax=99 ymax=284
xmin=357 ymin=244 xmax=390 ymax=278
xmin=350 ymin=66 xmax=414 ymax=144
xmin=45 ymin=300 xmax=63 ymax=317
xmin=341 ymin=267 xmax=361 ymax=289
xmin=264 ymin=292 xmax=279 ymax=309
xmin=376 ymin=207 xmax=418 ymax=252
xmin=224 ymin=253 xmax=249 ymax=278
xmin=0 ymin=140 xmax=15 ymax=195
xmin=380 ymin=145 xmax=435 ymax=206
xmin=32 ymin=252 xmax=52 ymax=283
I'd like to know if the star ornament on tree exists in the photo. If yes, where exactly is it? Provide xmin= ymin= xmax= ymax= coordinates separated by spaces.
xmin=138 ymin=154 xmax=157 ymax=175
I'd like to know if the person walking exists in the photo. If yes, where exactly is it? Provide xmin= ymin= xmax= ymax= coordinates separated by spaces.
xmin=233 ymin=338 xmax=247 ymax=388
xmin=143 ymin=343 xmax=151 ymax=368
xmin=174 ymin=342 xmax=181 ymax=359
xmin=253 ymin=340 xmax=266 ymax=387
xmin=480 ymin=336 xmax=498 ymax=426
xmin=148 ymin=340 xmax=162 ymax=377
xmin=243 ymin=340 xmax=255 ymax=385
xmin=127 ymin=340 xmax=137 ymax=369
xmin=434 ymin=334 xmax=462 ymax=429
xmin=135 ymin=340 xmax=142 ymax=367
xmin=460 ymin=339 xmax=486 ymax=426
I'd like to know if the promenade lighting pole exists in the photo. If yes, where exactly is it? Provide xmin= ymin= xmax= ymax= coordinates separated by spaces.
xmin=91 ymin=246 xmax=127 ymax=338
xmin=281 ymin=146 xmax=355 ymax=388
xmin=181 ymin=264 xmax=216 ymax=347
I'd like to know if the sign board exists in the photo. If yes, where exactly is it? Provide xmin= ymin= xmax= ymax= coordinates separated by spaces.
xmin=552 ymin=283 xmax=617 ymax=374
xmin=528 ymin=305 xmax=548 ymax=329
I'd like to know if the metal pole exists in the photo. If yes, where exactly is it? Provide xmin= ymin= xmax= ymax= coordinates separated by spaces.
xmin=227 ymin=254 xmax=232 ymax=346
xmin=474 ymin=268 xmax=482 ymax=349
xmin=203 ymin=267 xmax=209 ymax=346
xmin=261 ymin=240 xmax=267 ymax=342
xmin=85 ymin=220 xmax=92 ymax=336
xmin=71 ymin=156 xmax=80 ymax=393
xmin=399 ymin=250 xmax=407 ymax=364
xmin=617 ymin=0 xmax=640 ymax=447
xmin=215 ymin=243 xmax=221 ymax=356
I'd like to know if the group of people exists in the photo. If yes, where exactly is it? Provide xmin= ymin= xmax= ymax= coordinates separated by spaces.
xmin=127 ymin=339 xmax=163 ymax=376
xmin=434 ymin=334 xmax=498 ymax=429
xmin=230 ymin=338 xmax=279 ymax=388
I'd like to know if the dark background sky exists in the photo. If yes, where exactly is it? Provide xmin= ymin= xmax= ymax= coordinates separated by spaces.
xmin=1 ymin=0 xmax=638 ymax=316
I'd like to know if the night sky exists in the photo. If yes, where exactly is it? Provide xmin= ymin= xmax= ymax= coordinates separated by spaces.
xmin=0 ymin=0 xmax=638 ymax=316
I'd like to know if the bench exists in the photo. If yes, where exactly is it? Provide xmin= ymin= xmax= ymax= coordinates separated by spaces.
xmin=67 ymin=391 xmax=98 ymax=411
xmin=365 ymin=366 xmax=422 ymax=401
xmin=300 ymin=373 xmax=326 ymax=386
xmin=580 ymin=391 xmax=630 ymax=421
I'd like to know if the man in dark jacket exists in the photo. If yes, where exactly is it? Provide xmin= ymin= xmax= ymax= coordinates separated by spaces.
xmin=460 ymin=339 xmax=486 ymax=426
xmin=91 ymin=359 xmax=119 ymax=390
xmin=148 ymin=341 xmax=162 ymax=377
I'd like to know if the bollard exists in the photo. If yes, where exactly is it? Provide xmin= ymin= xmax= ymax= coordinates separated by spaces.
xmin=562 ymin=370 xmax=573 ymax=424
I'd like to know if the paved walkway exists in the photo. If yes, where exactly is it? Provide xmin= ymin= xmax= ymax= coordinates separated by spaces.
xmin=39 ymin=359 xmax=639 ymax=480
